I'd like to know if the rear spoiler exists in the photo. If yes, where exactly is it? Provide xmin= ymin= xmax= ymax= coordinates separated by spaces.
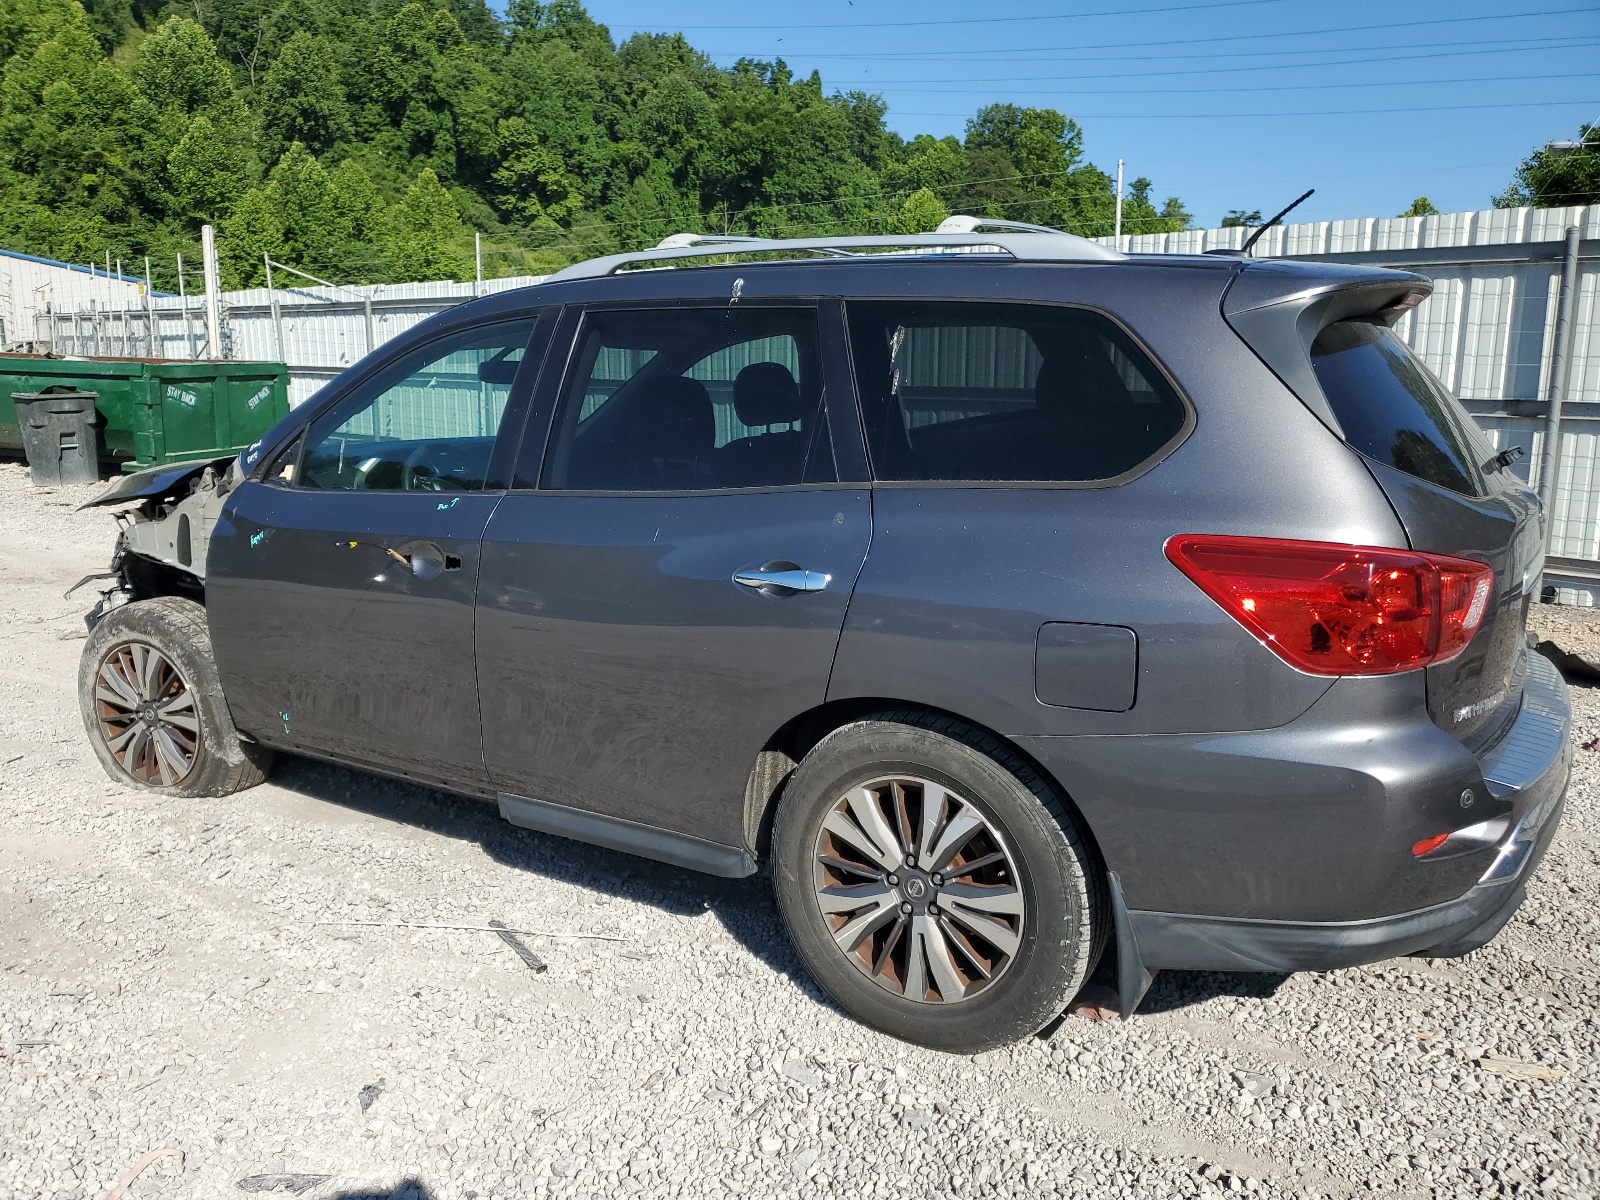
xmin=1222 ymin=261 xmax=1432 ymax=433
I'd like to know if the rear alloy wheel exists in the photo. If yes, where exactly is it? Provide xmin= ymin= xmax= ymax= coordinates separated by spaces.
xmin=80 ymin=596 xmax=272 ymax=797
xmin=772 ymin=711 xmax=1104 ymax=1053
xmin=814 ymin=775 xmax=1024 ymax=1004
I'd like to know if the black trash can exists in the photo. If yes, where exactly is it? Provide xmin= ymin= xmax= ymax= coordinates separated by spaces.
xmin=12 ymin=390 xmax=99 ymax=486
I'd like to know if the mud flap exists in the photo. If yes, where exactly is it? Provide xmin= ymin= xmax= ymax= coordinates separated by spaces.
xmin=1108 ymin=871 xmax=1155 ymax=1019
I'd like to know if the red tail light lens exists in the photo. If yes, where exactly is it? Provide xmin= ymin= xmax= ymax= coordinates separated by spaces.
xmin=1411 ymin=832 xmax=1450 ymax=858
xmin=1165 ymin=535 xmax=1493 ymax=676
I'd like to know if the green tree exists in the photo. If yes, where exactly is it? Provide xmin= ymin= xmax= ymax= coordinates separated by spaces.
xmin=131 ymin=15 xmax=238 ymax=116
xmin=0 ymin=2 xmax=140 ymax=226
xmin=1221 ymin=209 xmax=1262 ymax=228
xmin=892 ymin=187 xmax=948 ymax=234
xmin=0 ymin=0 xmax=1199 ymax=284
xmin=328 ymin=157 xmax=385 ymax=244
xmin=222 ymin=186 xmax=285 ymax=286
xmin=1120 ymin=177 xmax=1190 ymax=235
xmin=127 ymin=17 xmax=252 ymax=226
xmin=1495 ymin=125 xmax=1599 ymax=209
xmin=385 ymin=166 xmax=469 ymax=279
xmin=491 ymin=116 xmax=581 ymax=229
xmin=264 ymin=141 xmax=335 ymax=263
xmin=955 ymin=104 xmax=1144 ymax=235
xmin=1399 ymin=196 xmax=1439 ymax=218
xmin=883 ymin=134 xmax=966 ymax=201
xmin=256 ymin=31 xmax=351 ymax=159
xmin=607 ymin=158 xmax=700 ymax=249
xmin=966 ymin=104 xmax=1081 ymax=188
xmin=167 ymin=114 xmax=250 ymax=222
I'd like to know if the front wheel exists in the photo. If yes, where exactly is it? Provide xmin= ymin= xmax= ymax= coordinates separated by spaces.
xmin=770 ymin=711 xmax=1105 ymax=1053
xmin=79 ymin=596 xmax=272 ymax=797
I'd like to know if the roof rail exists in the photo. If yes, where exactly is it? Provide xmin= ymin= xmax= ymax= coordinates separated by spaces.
xmin=545 ymin=219 xmax=1124 ymax=282
xmin=935 ymin=215 xmax=1068 ymax=236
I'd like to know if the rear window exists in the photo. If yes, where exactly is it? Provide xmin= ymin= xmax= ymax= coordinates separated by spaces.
xmin=1311 ymin=321 xmax=1492 ymax=497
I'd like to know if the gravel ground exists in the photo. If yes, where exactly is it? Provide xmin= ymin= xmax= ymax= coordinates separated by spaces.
xmin=1 ymin=457 xmax=1597 ymax=1200
xmin=1530 ymin=605 xmax=1600 ymax=666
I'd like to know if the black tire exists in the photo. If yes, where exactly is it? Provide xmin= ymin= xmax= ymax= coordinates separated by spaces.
xmin=771 ymin=710 xmax=1105 ymax=1053
xmin=79 ymin=596 xmax=272 ymax=797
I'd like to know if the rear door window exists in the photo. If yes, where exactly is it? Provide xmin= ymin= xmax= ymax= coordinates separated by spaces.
xmin=844 ymin=301 xmax=1188 ymax=482
xmin=1310 ymin=321 xmax=1492 ymax=497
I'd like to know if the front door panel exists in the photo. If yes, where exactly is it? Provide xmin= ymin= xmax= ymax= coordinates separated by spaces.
xmin=206 ymin=314 xmax=545 ymax=791
xmin=210 ymin=485 xmax=498 ymax=789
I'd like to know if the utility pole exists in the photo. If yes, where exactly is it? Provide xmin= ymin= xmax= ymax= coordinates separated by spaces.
xmin=143 ymin=256 xmax=157 ymax=358
xmin=1114 ymin=159 xmax=1124 ymax=248
xmin=264 ymin=254 xmax=285 ymax=363
xmin=475 ymin=232 xmax=484 ymax=298
xmin=176 ymin=253 xmax=197 ymax=359
xmin=1534 ymin=224 xmax=1584 ymax=601
xmin=200 ymin=224 xmax=222 ymax=360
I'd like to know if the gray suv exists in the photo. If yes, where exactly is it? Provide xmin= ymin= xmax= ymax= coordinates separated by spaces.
xmin=76 ymin=220 xmax=1571 ymax=1052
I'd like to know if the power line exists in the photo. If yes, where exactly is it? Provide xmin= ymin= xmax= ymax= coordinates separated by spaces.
xmin=688 ymin=7 xmax=1600 ymax=61
xmin=809 ymin=37 xmax=1600 ymax=85
xmin=862 ymin=71 xmax=1597 ymax=96
xmin=736 ymin=33 xmax=1595 ymax=68
xmin=630 ymin=0 xmax=1293 ymax=32
xmin=890 ymin=99 xmax=1598 ymax=119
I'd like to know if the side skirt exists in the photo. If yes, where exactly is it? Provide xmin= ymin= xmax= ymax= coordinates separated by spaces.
xmin=498 ymin=792 xmax=758 ymax=879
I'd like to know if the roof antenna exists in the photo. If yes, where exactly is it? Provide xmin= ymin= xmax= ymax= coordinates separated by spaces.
xmin=1238 ymin=188 xmax=1315 ymax=256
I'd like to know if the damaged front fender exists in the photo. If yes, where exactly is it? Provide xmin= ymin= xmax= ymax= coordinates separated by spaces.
xmin=80 ymin=456 xmax=239 ymax=628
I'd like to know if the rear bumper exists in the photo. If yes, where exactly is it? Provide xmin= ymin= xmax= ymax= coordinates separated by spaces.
xmin=1124 ymin=651 xmax=1571 ymax=974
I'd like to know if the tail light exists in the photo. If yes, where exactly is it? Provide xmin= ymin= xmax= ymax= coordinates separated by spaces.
xmin=1165 ymin=535 xmax=1493 ymax=675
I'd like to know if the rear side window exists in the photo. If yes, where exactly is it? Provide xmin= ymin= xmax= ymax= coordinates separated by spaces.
xmin=1311 ymin=321 xmax=1492 ymax=497
xmin=844 ymin=300 xmax=1187 ymax=483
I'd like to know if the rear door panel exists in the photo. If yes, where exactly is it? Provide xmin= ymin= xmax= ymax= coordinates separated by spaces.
xmin=476 ymin=488 xmax=871 ymax=846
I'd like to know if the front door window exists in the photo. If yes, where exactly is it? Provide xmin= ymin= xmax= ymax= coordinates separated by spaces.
xmin=538 ymin=308 xmax=834 ymax=491
xmin=298 ymin=320 xmax=538 ymax=492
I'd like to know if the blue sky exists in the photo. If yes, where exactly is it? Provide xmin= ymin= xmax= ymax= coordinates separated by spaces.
xmin=589 ymin=0 xmax=1600 ymax=228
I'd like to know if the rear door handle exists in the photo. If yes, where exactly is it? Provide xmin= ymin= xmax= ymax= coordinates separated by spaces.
xmin=733 ymin=567 xmax=831 ymax=593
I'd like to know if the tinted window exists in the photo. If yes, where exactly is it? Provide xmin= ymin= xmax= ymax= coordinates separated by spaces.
xmin=298 ymin=321 xmax=536 ymax=491
xmin=1311 ymin=321 xmax=1491 ymax=497
xmin=845 ymin=301 xmax=1187 ymax=482
xmin=542 ymin=308 xmax=833 ymax=491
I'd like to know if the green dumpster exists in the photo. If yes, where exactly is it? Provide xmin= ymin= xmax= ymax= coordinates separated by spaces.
xmin=0 ymin=356 xmax=290 ymax=472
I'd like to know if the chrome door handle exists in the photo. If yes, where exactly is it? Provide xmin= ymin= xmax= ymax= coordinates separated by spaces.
xmin=733 ymin=567 xmax=831 ymax=593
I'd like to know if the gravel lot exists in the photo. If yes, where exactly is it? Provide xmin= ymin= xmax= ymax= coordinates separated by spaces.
xmin=1 ymin=457 xmax=1597 ymax=1200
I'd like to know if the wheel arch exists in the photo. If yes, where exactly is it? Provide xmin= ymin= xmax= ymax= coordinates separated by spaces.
xmin=740 ymin=697 xmax=1108 ymax=875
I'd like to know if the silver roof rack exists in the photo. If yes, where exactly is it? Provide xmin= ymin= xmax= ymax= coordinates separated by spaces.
xmin=545 ymin=216 xmax=1124 ymax=282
